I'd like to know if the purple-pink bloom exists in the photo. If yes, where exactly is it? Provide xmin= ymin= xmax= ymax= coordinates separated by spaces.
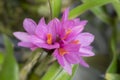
xmin=13 ymin=18 xmax=59 ymax=50
xmin=53 ymin=9 xmax=95 ymax=75
xmin=13 ymin=8 xmax=95 ymax=75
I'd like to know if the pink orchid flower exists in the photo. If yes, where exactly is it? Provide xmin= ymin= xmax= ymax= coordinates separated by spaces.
xmin=53 ymin=9 xmax=95 ymax=75
xmin=13 ymin=8 xmax=95 ymax=75
xmin=13 ymin=18 xmax=59 ymax=50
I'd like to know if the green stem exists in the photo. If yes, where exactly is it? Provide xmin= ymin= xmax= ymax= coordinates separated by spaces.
xmin=48 ymin=0 xmax=52 ymax=20
xmin=106 ymin=19 xmax=118 ymax=73
xmin=19 ymin=49 xmax=43 ymax=80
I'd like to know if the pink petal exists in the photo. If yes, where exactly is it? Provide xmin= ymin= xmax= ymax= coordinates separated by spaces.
xmin=53 ymin=49 xmax=64 ymax=66
xmin=62 ymin=57 xmax=72 ymax=75
xmin=48 ymin=18 xmax=58 ymax=41
xmin=35 ymin=43 xmax=60 ymax=49
xmin=30 ymin=47 xmax=38 ymax=51
xmin=30 ymin=35 xmax=59 ymax=49
xmin=65 ymin=52 xmax=80 ymax=64
xmin=76 ymin=32 xmax=94 ymax=46
xmin=62 ymin=20 xmax=88 ymax=42
xmin=30 ymin=35 xmax=45 ymax=43
xmin=63 ymin=44 xmax=80 ymax=52
xmin=72 ymin=20 xmax=87 ymax=33
xmin=13 ymin=32 xmax=30 ymax=41
xmin=79 ymin=57 xmax=89 ymax=67
xmin=35 ymin=18 xmax=47 ymax=40
xmin=53 ymin=18 xmax=63 ymax=36
xmin=18 ymin=42 xmax=34 ymax=47
xmin=79 ymin=47 xmax=95 ymax=57
xmin=23 ymin=18 xmax=37 ymax=34
xmin=62 ymin=8 xmax=69 ymax=22
xmin=73 ymin=18 xmax=81 ymax=25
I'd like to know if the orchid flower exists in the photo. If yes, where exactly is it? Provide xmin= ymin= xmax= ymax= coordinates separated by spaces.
xmin=13 ymin=8 xmax=95 ymax=75
xmin=13 ymin=18 xmax=59 ymax=50
xmin=53 ymin=9 xmax=95 ymax=75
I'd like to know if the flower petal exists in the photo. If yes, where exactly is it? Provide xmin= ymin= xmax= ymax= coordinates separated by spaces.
xmin=76 ymin=32 xmax=94 ymax=46
xmin=13 ymin=32 xmax=30 ymax=41
xmin=53 ymin=18 xmax=63 ymax=36
xmin=65 ymin=52 xmax=80 ymax=64
xmin=62 ymin=8 xmax=69 ymax=22
xmin=30 ymin=35 xmax=59 ymax=49
xmin=79 ymin=57 xmax=89 ymax=67
xmin=18 ymin=42 xmax=34 ymax=47
xmin=79 ymin=47 xmax=95 ymax=57
xmin=48 ymin=18 xmax=58 ymax=41
xmin=30 ymin=47 xmax=38 ymax=51
xmin=35 ymin=43 xmax=60 ymax=49
xmin=63 ymin=44 xmax=80 ymax=52
xmin=62 ymin=57 xmax=72 ymax=75
xmin=72 ymin=20 xmax=87 ymax=33
xmin=35 ymin=18 xmax=47 ymax=40
xmin=53 ymin=49 xmax=64 ymax=66
xmin=23 ymin=18 xmax=37 ymax=34
xmin=30 ymin=35 xmax=45 ymax=43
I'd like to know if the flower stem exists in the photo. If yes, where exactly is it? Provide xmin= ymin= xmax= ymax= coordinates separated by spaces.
xmin=48 ymin=0 xmax=52 ymax=20
xmin=19 ymin=49 xmax=43 ymax=80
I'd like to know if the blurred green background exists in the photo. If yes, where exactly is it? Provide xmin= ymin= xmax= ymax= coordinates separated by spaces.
xmin=0 ymin=0 xmax=120 ymax=80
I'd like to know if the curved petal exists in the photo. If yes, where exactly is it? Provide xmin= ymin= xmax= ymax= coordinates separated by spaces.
xmin=30 ymin=47 xmax=38 ymax=51
xmin=30 ymin=35 xmax=59 ymax=49
xmin=35 ymin=43 xmax=60 ymax=49
xmin=76 ymin=32 xmax=94 ymax=46
xmin=79 ymin=57 xmax=89 ymax=67
xmin=63 ymin=44 xmax=80 ymax=52
xmin=79 ymin=47 xmax=95 ymax=57
xmin=13 ymin=32 xmax=30 ymax=41
xmin=48 ymin=18 xmax=58 ymax=41
xmin=62 ymin=57 xmax=72 ymax=75
xmin=35 ymin=18 xmax=47 ymax=40
xmin=72 ymin=20 xmax=87 ymax=33
xmin=53 ymin=49 xmax=64 ymax=66
xmin=65 ymin=52 xmax=80 ymax=64
xmin=62 ymin=8 xmax=69 ymax=22
xmin=23 ymin=18 xmax=37 ymax=34
xmin=30 ymin=35 xmax=45 ymax=43
xmin=18 ymin=42 xmax=34 ymax=47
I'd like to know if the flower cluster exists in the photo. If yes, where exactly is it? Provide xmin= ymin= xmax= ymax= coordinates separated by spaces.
xmin=13 ymin=9 xmax=95 ymax=75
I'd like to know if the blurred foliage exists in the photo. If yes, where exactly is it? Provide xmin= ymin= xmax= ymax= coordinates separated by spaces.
xmin=0 ymin=0 xmax=120 ymax=80
xmin=0 ymin=35 xmax=19 ymax=80
xmin=0 ymin=0 xmax=49 ymax=36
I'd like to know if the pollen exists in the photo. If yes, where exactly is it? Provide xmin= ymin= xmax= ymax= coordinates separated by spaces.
xmin=62 ymin=29 xmax=72 ymax=40
xmin=71 ymin=40 xmax=79 ymax=44
xmin=47 ymin=33 xmax=52 ymax=44
xmin=59 ymin=48 xmax=68 ymax=56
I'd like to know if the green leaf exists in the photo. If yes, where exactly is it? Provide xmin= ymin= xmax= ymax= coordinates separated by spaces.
xmin=0 ymin=35 xmax=19 ymax=80
xmin=112 ymin=0 xmax=120 ymax=19
xmin=106 ymin=37 xmax=118 ymax=73
xmin=0 ymin=52 xmax=4 ymax=65
xmin=41 ymin=61 xmax=78 ymax=80
xmin=69 ymin=0 xmax=114 ymax=19
xmin=82 ymin=0 xmax=113 ymax=25
xmin=55 ymin=65 xmax=78 ymax=80
xmin=49 ymin=0 xmax=61 ymax=18
xmin=20 ymin=49 xmax=42 ymax=80
xmin=41 ymin=61 xmax=62 ymax=80
xmin=105 ymin=73 xmax=120 ymax=80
